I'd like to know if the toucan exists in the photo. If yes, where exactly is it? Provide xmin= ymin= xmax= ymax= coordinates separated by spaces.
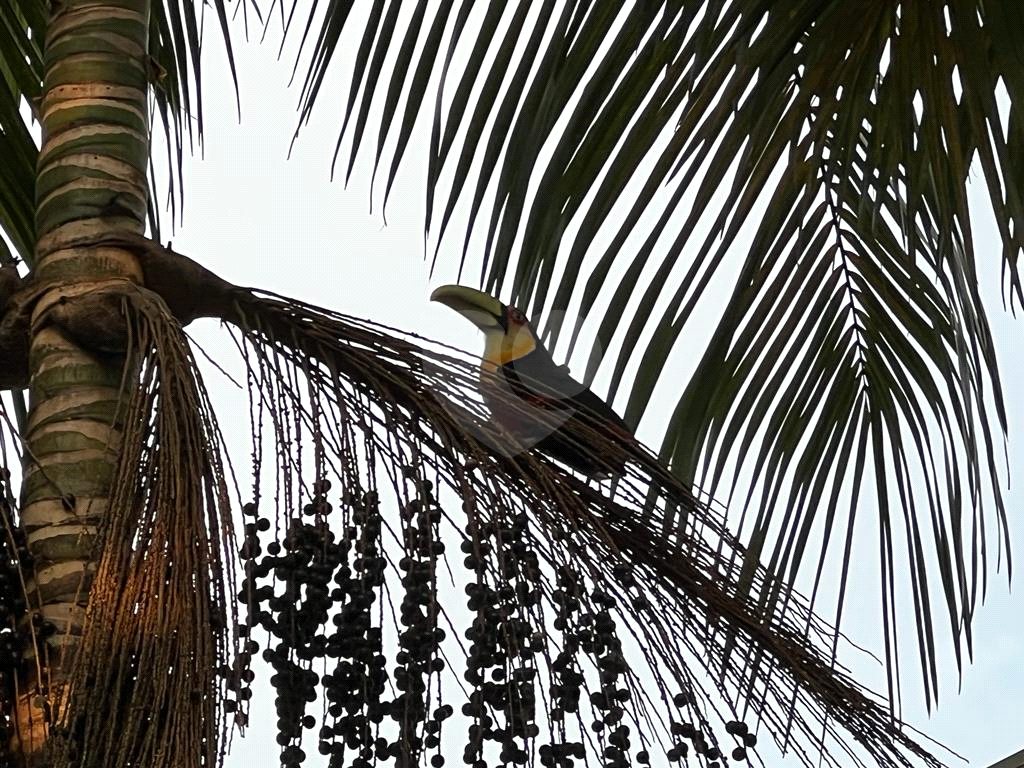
xmin=430 ymin=285 xmax=635 ymax=476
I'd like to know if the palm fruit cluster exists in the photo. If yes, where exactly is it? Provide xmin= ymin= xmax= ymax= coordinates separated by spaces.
xmin=234 ymin=469 xmax=759 ymax=768
xmin=460 ymin=508 xmax=542 ymax=768
xmin=236 ymin=475 xmax=454 ymax=768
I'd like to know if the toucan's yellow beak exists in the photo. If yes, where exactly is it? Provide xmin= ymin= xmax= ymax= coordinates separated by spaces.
xmin=430 ymin=284 xmax=505 ymax=331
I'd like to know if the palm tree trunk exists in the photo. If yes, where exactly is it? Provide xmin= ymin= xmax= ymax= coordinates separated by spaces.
xmin=12 ymin=0 xmax=150 ymax=762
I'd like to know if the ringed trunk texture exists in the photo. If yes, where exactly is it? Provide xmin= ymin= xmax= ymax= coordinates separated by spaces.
xmin=13 ymin=0 xmax=150 ymax=762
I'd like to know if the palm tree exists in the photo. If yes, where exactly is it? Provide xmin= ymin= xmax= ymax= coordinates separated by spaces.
xmin=0 ymin=2 xmax=1017 ymax=768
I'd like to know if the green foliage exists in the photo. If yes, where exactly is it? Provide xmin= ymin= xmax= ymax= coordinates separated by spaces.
xmin=0 ymin=0 xmax=244 ymax=261
xmin=0 ymin=0 xmax=42 ymax=262
xmin=278 ymin=0 xmax=1020 ymax=708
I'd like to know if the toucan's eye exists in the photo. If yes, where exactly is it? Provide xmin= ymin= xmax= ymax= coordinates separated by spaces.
xmin=508 ymin=307 xmax=526 ymax=324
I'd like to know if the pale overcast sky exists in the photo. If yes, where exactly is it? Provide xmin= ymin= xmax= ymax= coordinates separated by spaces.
xmin=141 ymin=10 xmax=1024 ymax=768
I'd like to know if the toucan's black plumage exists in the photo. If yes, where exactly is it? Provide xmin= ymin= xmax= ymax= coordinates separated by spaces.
xmin=431 ymin=285 xmax=635 ymax=476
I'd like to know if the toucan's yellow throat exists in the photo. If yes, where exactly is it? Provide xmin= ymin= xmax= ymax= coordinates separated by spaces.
xmin=430 ymin=284 xmax=537 ymax=369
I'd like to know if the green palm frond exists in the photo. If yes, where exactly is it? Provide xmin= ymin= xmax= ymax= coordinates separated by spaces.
xmin=148 ymin=0 xmax=246 ymax=231
xmin=283 ymin=0 xmax=1019 ymax=704
xmin=0 ymin=0 xmax=247 ymax=254
xmin=0 ymin=0 xmax=43 ymax=263
xmin=661 ymin=123 xmax=1007 ymax=710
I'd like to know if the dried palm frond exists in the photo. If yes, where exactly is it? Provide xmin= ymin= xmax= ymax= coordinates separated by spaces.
xmin=0 ymin=454 xmax=25 ymax=759
xmin=48 ymin=284 xmax=237 ymax=768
